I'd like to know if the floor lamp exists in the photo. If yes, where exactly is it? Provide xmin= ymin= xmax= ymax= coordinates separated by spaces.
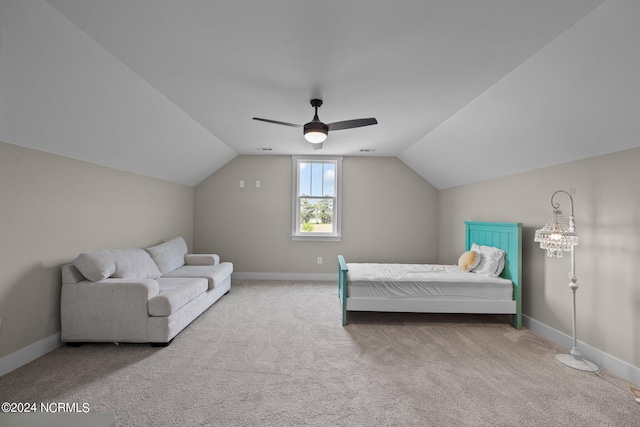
xmin=534 ymin=188 xmax=598 ymax=372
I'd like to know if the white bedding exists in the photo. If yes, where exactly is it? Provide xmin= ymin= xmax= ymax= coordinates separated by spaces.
xmin=346 ymin=263 xmax=513 ymax=301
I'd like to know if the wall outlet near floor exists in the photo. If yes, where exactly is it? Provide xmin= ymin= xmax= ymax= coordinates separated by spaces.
xmin=317 ymin=257 xmax=322 ymax=264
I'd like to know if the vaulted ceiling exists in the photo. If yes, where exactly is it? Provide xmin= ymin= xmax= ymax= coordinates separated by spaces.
xmin=2 ymin=0 xmax=639 ymax=188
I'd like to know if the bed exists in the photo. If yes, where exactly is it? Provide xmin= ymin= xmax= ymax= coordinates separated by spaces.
xmin=338 ymin=221 xmax=522 ymax=329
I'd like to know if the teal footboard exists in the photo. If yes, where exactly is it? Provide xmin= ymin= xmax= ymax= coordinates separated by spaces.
xmin=338 ymin=255 xmax=348 ymax=326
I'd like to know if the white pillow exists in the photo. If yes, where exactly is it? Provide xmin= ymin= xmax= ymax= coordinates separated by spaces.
xmin=470 ymin=243 xmax=505 ymax=277
xmin=496 ymin=256 xmax=505 ymax=277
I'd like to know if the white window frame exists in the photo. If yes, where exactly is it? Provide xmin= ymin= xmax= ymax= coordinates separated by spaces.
xmin=291 ymin=155 xmax=342 ymax=241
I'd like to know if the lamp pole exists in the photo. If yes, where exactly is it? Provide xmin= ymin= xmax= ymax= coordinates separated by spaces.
xmin=569 ymin=232 xmax=579 ymax=361
xmin=549 ymin=189 xmax=598 ymax=372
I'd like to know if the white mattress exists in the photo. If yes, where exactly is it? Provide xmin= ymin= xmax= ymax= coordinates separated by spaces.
xmin=346 ymin=263 xmax=513 ymax=301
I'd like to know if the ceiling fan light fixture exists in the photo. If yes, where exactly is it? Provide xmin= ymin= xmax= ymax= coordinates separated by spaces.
xmin=304 ymin=131 xmax=328 ymax=144
xmin=303 ymin=121 xmax=328 ymax=143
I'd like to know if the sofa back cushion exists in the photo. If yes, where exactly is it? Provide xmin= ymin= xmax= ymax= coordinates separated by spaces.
xmin=74 ymin=248 xmax=161 ymax=281
xmin=110 ymin=248 xmax=162 ymax=280
xmin=145 ymin=237 xmax=188 ymax=274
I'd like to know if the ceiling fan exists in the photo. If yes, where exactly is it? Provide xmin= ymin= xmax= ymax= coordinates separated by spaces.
xmin=253 ymin=99 xmax=377 ymax=150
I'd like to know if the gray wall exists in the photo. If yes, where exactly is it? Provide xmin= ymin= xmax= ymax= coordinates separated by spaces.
xmin=4 ymin=141 xmax=638 ymax=374
xmin=194 ymin=155 xmax=439 ymax=273
xmin=439 ymin=146 xmax=640 ymax=368
xmin=0 ymin=141 xmax=194 ymax=358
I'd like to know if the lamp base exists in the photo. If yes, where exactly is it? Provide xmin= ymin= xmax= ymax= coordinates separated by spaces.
xmin=555 ymin=353 xmax=599 ymax=373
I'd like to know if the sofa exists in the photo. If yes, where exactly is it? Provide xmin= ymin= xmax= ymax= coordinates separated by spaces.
xmin=61 ymin=237 xmax=233 ymax=346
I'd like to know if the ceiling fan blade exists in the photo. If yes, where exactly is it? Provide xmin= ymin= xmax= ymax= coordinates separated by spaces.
xmin=253 ymin=117 xmax=302 ymax=128
xmin=328 ymin=118 xmax=377 ymax=131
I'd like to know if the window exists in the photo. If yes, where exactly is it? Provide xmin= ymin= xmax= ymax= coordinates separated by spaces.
xmin=292 ymin=156 xmax=342 ymax=241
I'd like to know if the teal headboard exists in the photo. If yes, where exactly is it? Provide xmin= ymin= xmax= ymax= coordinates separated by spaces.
xmin=465 ymin=221 xmax=522 ymax=329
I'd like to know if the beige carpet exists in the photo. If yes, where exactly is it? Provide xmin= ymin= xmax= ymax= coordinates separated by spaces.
xmin=1 ymin=280 xmax=638 ymax=426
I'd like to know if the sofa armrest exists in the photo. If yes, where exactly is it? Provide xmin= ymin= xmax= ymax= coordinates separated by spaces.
xmin=61 ymin=278 xmax=160 ymax=342
xmin=184 ymin=254 xmax=220 ymax=266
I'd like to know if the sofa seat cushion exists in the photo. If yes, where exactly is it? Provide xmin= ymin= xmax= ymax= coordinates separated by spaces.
xmin=162 ymin=262 xmax=233 ymax=290
xmin=148 ymin=277 xmax=208 ymax=316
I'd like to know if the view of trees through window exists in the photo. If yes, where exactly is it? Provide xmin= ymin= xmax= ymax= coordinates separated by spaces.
xmin=298 ymin=161 xmax=336 ymax=233
xmin=299 ymin=198 xmax=334 ymax=232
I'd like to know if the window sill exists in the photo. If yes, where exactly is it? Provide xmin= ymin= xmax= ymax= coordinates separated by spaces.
xmin=291 ymin=235 xmax=342 ymax=242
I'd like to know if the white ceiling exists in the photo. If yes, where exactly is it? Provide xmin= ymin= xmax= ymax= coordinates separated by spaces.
xmin=2 ymin=0 xmax=639 ymax=188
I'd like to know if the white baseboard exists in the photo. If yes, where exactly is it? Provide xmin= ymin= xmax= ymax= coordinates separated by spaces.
xmin=232 ymin=272 xmax=336 ymax=281
xmin=0 ymin=332 xmax=62 ymax=377
xmin=523 ymin=315 xmax=640 ymax=386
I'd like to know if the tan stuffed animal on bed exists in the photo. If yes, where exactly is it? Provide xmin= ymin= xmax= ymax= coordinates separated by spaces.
xmin=458 ymin=250 xmax=481 ymax=272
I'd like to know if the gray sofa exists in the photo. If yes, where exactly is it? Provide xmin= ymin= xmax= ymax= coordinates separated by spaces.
xmin=61 ymin=237 xmax=232 ymax=346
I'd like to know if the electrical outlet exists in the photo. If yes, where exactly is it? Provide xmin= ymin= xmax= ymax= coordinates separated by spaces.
xmin=256 ymin=180 xmax=261 ymax=188
xmin=239 ymin=180 xmax=245 ymax=188
xmin=317 ymin=257 xmax=322 ymax=264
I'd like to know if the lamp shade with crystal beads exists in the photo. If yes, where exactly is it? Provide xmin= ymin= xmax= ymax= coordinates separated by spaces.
xmin=534 ymin=209 xmax=578 ymax=258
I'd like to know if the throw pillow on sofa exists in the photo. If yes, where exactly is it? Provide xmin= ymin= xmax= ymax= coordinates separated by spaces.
xmin=74 ymin=248 xmax=161 ymax=281
xmin=74 ymin=250 xmax=115 ymax=281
